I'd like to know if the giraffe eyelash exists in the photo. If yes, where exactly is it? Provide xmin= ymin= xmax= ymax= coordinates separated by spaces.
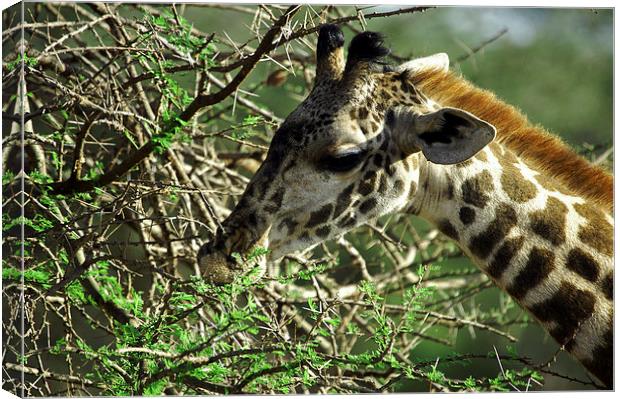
xmin=319 ymin=149 xmax=367 ymax=173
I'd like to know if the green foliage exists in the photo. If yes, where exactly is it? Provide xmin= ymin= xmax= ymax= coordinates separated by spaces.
xmin=86 ymin=261 xmax=144 ymax=317
xmin=277 ymin=261 xmax=331 ymax=284
xmin=2 ymin=214 xmax=53 ymax=233
xmin=2 ymin=170 xmax=15 ymax=185
xmin=137 ymin=10 xmax=218 ymax=154
xmin=66 ymin=281 xmax=93 ymax=305
xmin=426 ymin=365 xmax=445 ymax=383
xmin=2 ymin=264 xmax=52 ymax=289
xmin=5 ymin=53 xmax=38 ymax=71
xmin=231 ymin=115 xmax=264 ymax=140
xmin=148 ymin=9 xmax=216 ymax=63
xmin=85 ymin=161 xmax=105 ymax=181
xmin=37 ymin=241 xmax=545 ymax=393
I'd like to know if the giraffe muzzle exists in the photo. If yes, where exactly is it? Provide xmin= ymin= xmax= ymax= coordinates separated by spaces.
xmin=197 ymin=226 xmax=271 ymax=285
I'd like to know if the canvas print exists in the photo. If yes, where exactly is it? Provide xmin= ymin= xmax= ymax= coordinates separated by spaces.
xmin=1 ymin=2 xmax=614 ymax=395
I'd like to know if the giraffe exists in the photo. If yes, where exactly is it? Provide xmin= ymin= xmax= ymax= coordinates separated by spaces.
xmin=197 ymin=25 xmax=614 ymax=388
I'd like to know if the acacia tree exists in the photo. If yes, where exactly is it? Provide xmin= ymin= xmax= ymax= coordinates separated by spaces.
xmin=2 ymin=3 xmax=610 ymax=395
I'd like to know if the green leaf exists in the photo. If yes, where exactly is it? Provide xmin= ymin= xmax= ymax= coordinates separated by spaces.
xmin=152 ymin=15 xmax=168 ymax=28
xmin=2 ymin=170 xmax=15 ymax=185
xmin=67 ymin=281 xmax=89 ymax=304
xmin=123 ymin=129 xmax=139 ymax=149
xmin=426 ymin=366 xmax=445 ymax=383
xmin=464 ymin=376 xmax=477 ymax=389
xmin=144 ymin=378 xmax=167 ymax=396
xmin=307 ymin=297 xmax=317 ymax=313
xmin=50 ymin=338 xmax=67 ymax=355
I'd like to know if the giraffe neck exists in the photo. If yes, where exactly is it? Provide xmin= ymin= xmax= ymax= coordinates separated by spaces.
xmin=408 ymin=142 xmax=614 ymax=388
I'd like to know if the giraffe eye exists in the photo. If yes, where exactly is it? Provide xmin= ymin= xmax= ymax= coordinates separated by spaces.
xmin=320 ymin=149 xmax=366 ymax=173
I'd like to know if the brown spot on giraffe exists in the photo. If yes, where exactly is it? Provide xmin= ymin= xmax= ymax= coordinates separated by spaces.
xmin=529 ymin=196 xmax=568 ymax=246
xmin=384 ymin=155 xmax=397 ymax=176
xmin=566 ymin=247 xmax=600 ymax=283
xmin=378 ymin=172 xmax=388 ymax=193
xmin=459 ymin=206 xmax=476 ymax=225
xmin=507 ymin=247 xmax=555 ymax=300
xmin=574 ymin=203 xmax=613 ymax=257
xmin=600 ymin=272 xmax=613 ymax=301
xmin=470 ymin=203 xmax=517 ymax=259
xmin=269 ymin=187 xmax=285 ymax=209
xmin=461 ymin=170 xmax=493 ymax=208
xmin=358 ymin=171 xmax=378 ymax=196
xmin=359 ymin=124 xmax=369 ymax=136
xmin=500 ymin=163 xmax=537 ymax=203
xmin=306 ymin=204 xmax=333 ymax=228
xmin=316 ymin=225 xmax=331 ymax=238
xmin=529 ymin=281 xmax=596 ymax=346
xmin=370 ymin=121 xmax=380 ymax=133
xmin=487 ymin=236 xmax=525 ymax=280
xmin=408 ymin=181 xmax=418 ymax=203
xmin=444 ymin=178 xmax=454 ymax=200
xmin=393 ymin=179 xmax=405 ymax=197
xmin=359 ymin=197 xmax=377 ymax=214
xmin=437 ymin=219 xmax=459 ymax=241
xmin=400 ymin=157 xmax=410 ymax=173
xmin=338 ymin=214 xmax=357 ymax=229
xmin=358 ymin=107 xmax=369 ymax=120
xmin=492 ymin=144 xmax=536 ymax=203
xmin=334 ymin=184 xmax=355 ymax=217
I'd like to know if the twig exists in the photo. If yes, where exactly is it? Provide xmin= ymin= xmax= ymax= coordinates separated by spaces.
xmin=453 ymin=28 xmax=508 ymax=64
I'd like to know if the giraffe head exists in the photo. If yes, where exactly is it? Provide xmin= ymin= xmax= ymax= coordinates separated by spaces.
xmin=198 ymin=25 xmax=496 ymax=284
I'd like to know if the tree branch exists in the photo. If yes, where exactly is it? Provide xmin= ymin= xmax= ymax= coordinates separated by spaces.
xmin=48 ymin=6 xmax=300 ymax=196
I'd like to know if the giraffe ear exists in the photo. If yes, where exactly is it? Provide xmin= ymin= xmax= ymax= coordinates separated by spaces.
xmin=387 ymin=107 xmax=496 ymax=165
xmin=396 ymin=53 xmax=450 ymax=74
xmin=316 ymin=24 xmax=346 ymax=82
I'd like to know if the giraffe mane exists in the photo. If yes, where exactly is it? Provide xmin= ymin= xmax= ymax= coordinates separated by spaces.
xmin=411 ymin=68 xmax=613 ymax=214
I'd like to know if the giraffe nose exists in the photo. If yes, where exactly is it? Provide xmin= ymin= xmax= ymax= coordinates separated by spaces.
xmin=197 ymin=224 xmax=272 ymax=285
xmin=197 ymin=233 xmax=269 ymax=285
xmin=197 ymin=241 xmax=239 ymax=285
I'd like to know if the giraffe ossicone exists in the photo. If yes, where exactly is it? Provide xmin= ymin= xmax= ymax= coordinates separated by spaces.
xmin=198 ymin=25 xmax=613 ymax=388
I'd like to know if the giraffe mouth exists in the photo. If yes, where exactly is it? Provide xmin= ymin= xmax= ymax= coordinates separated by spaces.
xmin=197 ymin=226 xmax=271 ymax=285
